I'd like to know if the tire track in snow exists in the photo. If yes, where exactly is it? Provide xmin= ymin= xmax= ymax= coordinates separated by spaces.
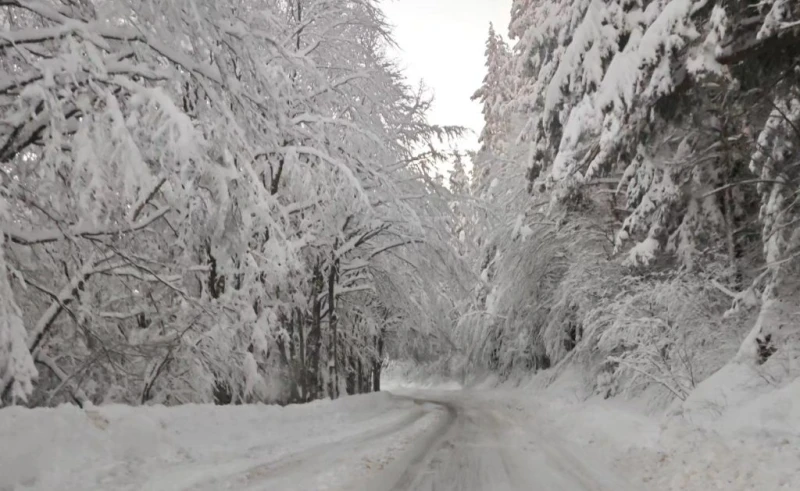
xmin=383 ymin=399 xmax=459 ymax=491
xmin=236 ymin=407 xmax=429 ymax=488
xmin=363 ymin=391 xmax=637 ymax=491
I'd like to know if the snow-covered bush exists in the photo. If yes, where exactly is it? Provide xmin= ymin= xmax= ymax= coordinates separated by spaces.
xmin=580 ymin=274 xmax=742 ymax=400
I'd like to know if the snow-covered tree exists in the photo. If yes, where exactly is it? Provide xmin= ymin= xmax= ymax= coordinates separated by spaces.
xmin=0 ymin=0 xmax=466 ymax=407
xmin=459 ymin=0 xmax=800 ymax=398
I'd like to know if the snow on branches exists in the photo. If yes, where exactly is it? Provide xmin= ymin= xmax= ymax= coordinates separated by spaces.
xmin=0 ymin=0 xmax=464 ymax=406
xmin=464 ymin=0 xmax=800 ymax=395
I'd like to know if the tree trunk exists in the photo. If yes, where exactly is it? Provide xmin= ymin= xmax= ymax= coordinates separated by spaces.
xmin=372 ymin=330 xmax=384 ymax=392
xmin=346 ymin=348 xmax=356 ymax=395
xmin=372 ymin=362 xmax=381 ymax=392
xmin=205 ymin=242 xmax=225 ymax=299
xmin=328 ymin=244 xmax=339 ymax=399
xmin=296 ymin=307 xmax=306 ymax=400
xmin=357 ymin=357 xmax=364 ymax=393
xmin=306 ymin=261 xmax=323 ymax=401
xmin=277 ymin=311 xmax=301 ymax=404
xmin=722 ymin=186 xmax=744 ymax=287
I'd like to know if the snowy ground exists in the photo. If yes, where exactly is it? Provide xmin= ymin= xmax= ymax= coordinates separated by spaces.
xmin=0 ymin=392 xmax=443 ymax=491
xmin=1 ymin=365 xmax=798 ymax=490
xmin=0 ymin=388 xmax=633 ymax=491
xmin=490 ymin=364 xmax=800 ymax=491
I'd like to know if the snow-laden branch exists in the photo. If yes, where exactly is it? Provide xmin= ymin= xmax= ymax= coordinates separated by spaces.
xmin=1 ymin=253 xmax=120 ymax=400
xmin=0 ymin=25 xmax=76 ymax=47
xmin=608 ymin=356 xmax=688 ymax=401
xmin=308 ymin=72 xmax=370 ymax=100
xmin=34 ymin=353 xmax=89 ymax=407
xmin=335 ymin=224 xmax=391 ymax=259
xmin=26 ymin=253 xmax=120 ymax=354
xmin=0 ymin=103 xmax=79 ymax=162
xmin=101 ymin=266 xmax=185 ymax=296
xmin=0 ymin=0 xmax=70 ymax=24
xmin=335 ymin=284 xmax=374 ymax=296
xmin=291 ymin=113 xmax=385 ymax=146
xmin=280 ymin=145 xmax=367 ymax=203
xmin=2 ymin=207 xmax=170 ymax=246
xmin=2 ymin=1 xmax=224 ymax=85
xmin=368 ymin=239 xmax=424 ymax=260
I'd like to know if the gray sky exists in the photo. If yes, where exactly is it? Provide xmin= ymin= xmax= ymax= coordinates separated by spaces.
xmin=382 ymin=0 xmax=511 ymax=171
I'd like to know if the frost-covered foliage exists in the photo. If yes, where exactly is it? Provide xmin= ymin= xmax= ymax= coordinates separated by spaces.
xmin=458 ymin=214 xmax=612 ymax=375
xmin=0 ymin=0 xmax=466 ymax=407
xmin=581 ymin=274 xmax=735 ymax=400
xmin=461 ymin=0 xmax=800 ymax=400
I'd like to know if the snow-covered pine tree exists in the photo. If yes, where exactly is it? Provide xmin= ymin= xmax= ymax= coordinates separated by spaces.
xmin=462 ymin=0 xmax=800 ymax=395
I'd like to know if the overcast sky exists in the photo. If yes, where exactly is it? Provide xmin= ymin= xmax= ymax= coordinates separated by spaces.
xmin=381 ymin=0 xmax=511 ymax=170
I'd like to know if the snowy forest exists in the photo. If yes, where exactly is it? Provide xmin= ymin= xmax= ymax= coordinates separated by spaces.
xmin=463 ymin=0 xmax=800 ymax=401
xmin=2 ymin=0 xmax=800 ymax=412
xmin=0 ymin=0 xmax=469 ymax=407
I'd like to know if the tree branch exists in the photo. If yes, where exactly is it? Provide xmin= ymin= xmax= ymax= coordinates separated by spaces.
xmin=2 ymin=207 xmax=170 ymax=246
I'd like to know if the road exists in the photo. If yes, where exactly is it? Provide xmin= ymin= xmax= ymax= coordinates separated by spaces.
xmin=223 ymin=389 xmax=638 ymax=491
xmin=359 ymin=390 xmax=636 ymax=491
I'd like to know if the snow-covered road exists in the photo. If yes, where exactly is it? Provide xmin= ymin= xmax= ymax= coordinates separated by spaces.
xmin=360 ymin=390 xmax=634 ymax=491
xmin=203 ymin=389 xmax=635 ymax=490
xmin=0 ymin=389 xmax=635 ymax=491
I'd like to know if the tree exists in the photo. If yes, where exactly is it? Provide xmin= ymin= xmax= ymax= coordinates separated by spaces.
xmin=0 ymin=0 xmax=466 ymax=407
xmin=458 ymin=0 xmax=800 ymax=395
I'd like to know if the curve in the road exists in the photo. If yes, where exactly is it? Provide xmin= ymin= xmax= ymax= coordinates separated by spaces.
xmin=365 ymin=391 xmax=637 ymax=491
xmin=385 ymin=398 xmax=459 ymax=491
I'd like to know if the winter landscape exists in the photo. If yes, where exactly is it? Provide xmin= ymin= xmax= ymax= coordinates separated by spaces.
xmin=1 ymin=0 xmax=799 ymax=490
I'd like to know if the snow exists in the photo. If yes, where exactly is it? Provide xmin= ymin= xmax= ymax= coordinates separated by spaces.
xmin=3 ymin=363 xmax=799 ymax=490
xmin=758 ymin=0 xmax=790 ymax=40
xmin=382 ymin=360 xmax=465 ymax=392
xmin=648 ymin=360 xmax=800 ymax=490
xmin=0 ymin=392 xmax=441 ymax=491
xmin=495 ymin=364 xmax=800 ymax=491
xmin=382 ymin=376 xmax=463 ymax=393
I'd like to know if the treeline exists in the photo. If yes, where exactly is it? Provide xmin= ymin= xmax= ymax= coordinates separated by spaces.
xmin=0 ymin=0 xmax=466 ymax=407
xmin=462 ymin=0 xmax=800 ymax=399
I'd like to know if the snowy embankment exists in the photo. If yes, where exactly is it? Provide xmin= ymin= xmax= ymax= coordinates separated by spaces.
xmin=0 ymin=392 xmax=442 ymax=491
xmin=495 ymin=363 xmax=800 ymax=491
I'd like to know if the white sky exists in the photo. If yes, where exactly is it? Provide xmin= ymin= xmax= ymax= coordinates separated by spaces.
xmin=381 ymin=0 xmax=511 ymax=173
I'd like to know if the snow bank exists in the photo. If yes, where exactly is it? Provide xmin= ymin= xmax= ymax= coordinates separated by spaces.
xmin=518 ymin=360 xmax=800 ymax=490
xmin=645 ymin=353 xmax=800 ymax=489
xmin=518 ymin=367 xmax=663 ymax=451
xmin=717 ymin=375 xmax=800 ymax=437
xmin=0 ymin=392 xmax=415 ymax=491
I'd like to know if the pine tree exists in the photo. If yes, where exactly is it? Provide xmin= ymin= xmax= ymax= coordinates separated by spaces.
xmin=462 ymin=0 xmax=800 ymax=391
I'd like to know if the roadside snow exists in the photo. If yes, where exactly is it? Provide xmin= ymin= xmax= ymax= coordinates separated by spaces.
xmin=501 ymin=362 xmax=800 ymax=491
xmin=0 ymin=392 xmax=441 ymax=491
